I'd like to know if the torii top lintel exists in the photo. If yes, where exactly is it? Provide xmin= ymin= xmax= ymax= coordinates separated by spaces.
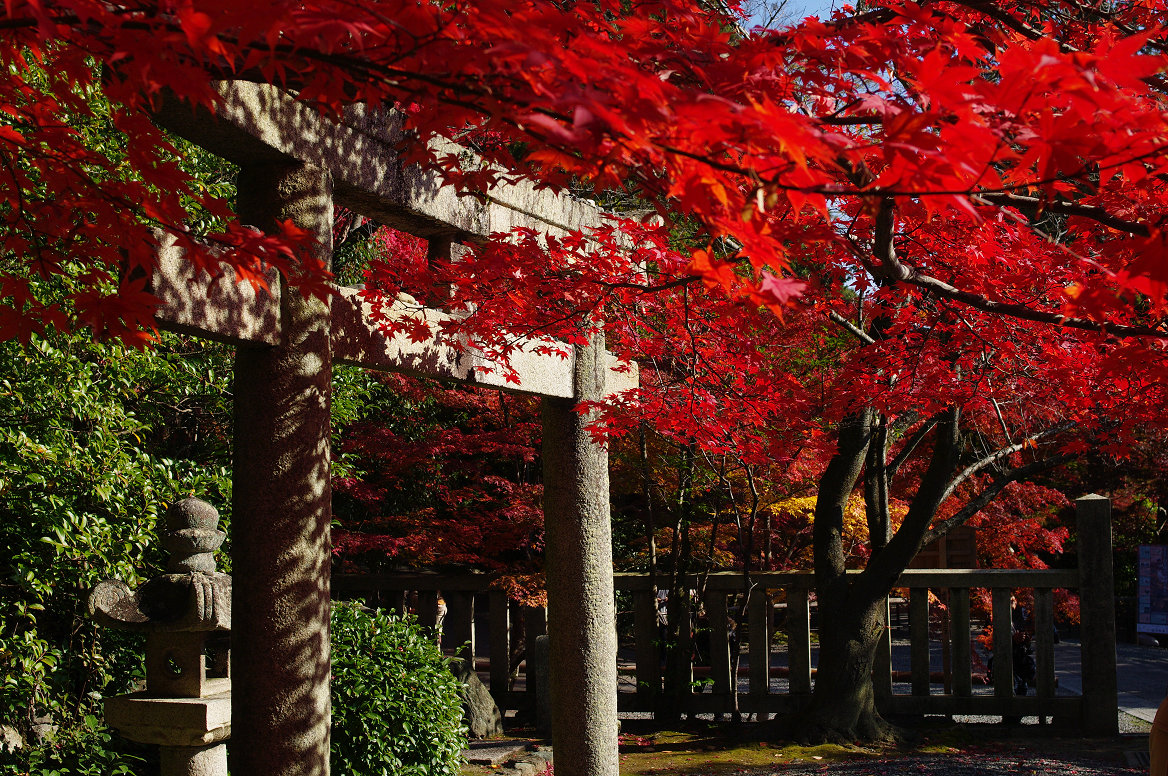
xmin=150 ymin=81 xmax=638 ymax=401
xmin=153 ymin=81 xmax=602 ymax=242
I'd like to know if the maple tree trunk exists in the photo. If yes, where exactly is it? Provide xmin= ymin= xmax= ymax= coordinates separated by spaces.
xmin=791 ymin=409 xmax=897 ymax=743
xmin=792 ymin=408 xmax=963 ymax=743
xmin=798 ymin=583 xmax=895 ymax=743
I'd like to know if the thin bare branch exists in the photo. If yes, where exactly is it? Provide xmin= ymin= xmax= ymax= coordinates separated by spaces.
xmin=939 ymin=422 xmax=1074 ymax=504
xmin=828 ymin=310 xmax=875 ymax=344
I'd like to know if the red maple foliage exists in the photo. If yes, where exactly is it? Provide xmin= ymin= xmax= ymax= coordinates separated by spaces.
xmin=0 ymin=0 xmax=1161 ymax=339
xmin=4 ymin=0 xmax=1168 ymax=433
xmin=332 ymin=375 xmax=545 ymax=575
xmin=7 ymin=0 xmax=1168 ymax=742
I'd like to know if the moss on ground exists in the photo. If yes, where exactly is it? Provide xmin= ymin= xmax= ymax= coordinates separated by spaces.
xmin=460 ymin=721 xmax=1145 ymax=775
xmin=612 ymin=725 xmax=914 ymax=775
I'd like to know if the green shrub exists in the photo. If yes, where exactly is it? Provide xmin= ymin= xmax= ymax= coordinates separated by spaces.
xmin=0 ymin=330 xmax=380 ymax=743
xmin=0 ymin=333 xmax=233 ymax=735
xmin=330 ymin=603 xmax=466 ymax=776
xmin=0 ymin=713 xmax=150 ymax=775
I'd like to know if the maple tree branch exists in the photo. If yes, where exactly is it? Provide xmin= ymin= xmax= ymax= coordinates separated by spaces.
xmin=595 ymin=273 xmax=699 ymax=295
xmin=947 ymin=0 xmax=1044 ymax=40
xmin=887 ymin=416 xmax=938 ymax=478
xmin=872 ymin=197 xmax=906 ymax=280
xmin=991 ymin=397 xmax=1012 ymax=443
xmin=0 ymin=14 xmax=79 ymax=30
xmin=950 ymin=0 xmax=1168 ymax=92
xmin=920 ymin=452 xmax=1076 ymax=547
xmin=816 ymin=114 xmax=884 ymax=126
xmin=827 ymin=310 xmax=875 ymax=344
xmin=864 ymin=408 xmax=960 ymax=587
xmin=867 ymin=204 xmax=1168 ymax=339
xmin=889 ymin=412 xmax=921 ymax=437
xmin=892 ymin=263 xmax=1168 ymax=340
xmin=975 ymin=193 xmax=1153 ymax=237
xmin=939 ymin=422 xmax=1074 ymax=505
xmin=865 ymin=415 xmax=891 ymax=553
xmin=762 ymin=5 xmax=899 ymax=46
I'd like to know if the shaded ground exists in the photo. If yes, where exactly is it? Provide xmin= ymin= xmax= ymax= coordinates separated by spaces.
xmin=611 ymin=725 xmax=1146 ymax=776
xmin=461 ymin=724 xmax=1148 ymax=775
xmin=463 ymin=634 xmax=1167 ymax=774
xmin=621 ymin=752 xmax=1142 ymax=776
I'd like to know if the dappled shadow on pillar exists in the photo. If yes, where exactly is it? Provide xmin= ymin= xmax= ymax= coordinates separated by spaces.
xmin=230 ymin=155 xmax=335 ymax=775
xmin=231 ymin=318 xmax=333 ymax=776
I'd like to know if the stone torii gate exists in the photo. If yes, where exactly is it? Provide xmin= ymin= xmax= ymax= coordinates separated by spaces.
xmin=147 ymin=82 xmax=634 ymax=776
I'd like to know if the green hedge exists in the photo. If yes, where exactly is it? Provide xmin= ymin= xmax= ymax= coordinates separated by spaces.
xmin=330 ymin=603 xmax=467 ymax=776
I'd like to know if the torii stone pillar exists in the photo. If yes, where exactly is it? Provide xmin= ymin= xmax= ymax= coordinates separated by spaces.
xmin=232 ymin=162 xmax=335 ymax=776
xmin=541 ymin=332 xmax=619 ymax=776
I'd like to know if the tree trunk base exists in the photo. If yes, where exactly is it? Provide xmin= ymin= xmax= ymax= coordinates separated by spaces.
xmin=773 ymin=702 xmax=902 ymax=746
xmin=795 ymin=711 xmax=901 ymax=746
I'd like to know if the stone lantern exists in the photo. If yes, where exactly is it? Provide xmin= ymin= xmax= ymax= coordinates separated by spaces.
xmin=89 ymin=498 xmax=232 ymax=776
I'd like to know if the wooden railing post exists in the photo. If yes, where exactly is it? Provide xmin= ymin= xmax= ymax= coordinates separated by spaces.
xmin=1077 ymin=494 xmax=1118 ymax=735
xmin=950 ymin=588 xmax=972 ymax=697
xmin=525 ymin=605 xmax=548 ymax=643
xmin=1034 ymin=588 xmax=1056 ymax=706
xmin=991 ymin=587 xmax=1014 ymax=703
xmin=387 ymin=589 xmax=406 ymax=617
xmin=634 ymin=590 xmax=661 ymax=704
xmin=663 ymin=588 xmax=694 ymax=718
xmin=786 ymin=587 xmax=812 ymax=697
xmin=707 ymin=590 xmax=731 ymax=711
xmin=418 ymin=590 xmax=439 ymax=631
xmin=910 ymin=587 xmax=931 ymax=696
xmin=748 ymin=588 xmax=770 ymax=703
xmin=873 ymin=597 xmax=892 ymax=705
xmin=524 ymin=605 xmax=547 ymax=713
xmin=445 ymin=592 xmax=475 ymax=665
xmin=488 ymin=591 xmax=510 ymax=699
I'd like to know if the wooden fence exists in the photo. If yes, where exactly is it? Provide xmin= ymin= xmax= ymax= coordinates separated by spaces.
xmin=332 ymin=495 xmax=1118 ymax=733
xmin=613 ymin=568 xmax=1079 ymax=721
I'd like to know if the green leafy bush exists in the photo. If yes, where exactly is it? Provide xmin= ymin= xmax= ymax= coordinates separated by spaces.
xmin=0 ymin=331 xmax=381 ymax=742
xmin=330 ymin=603 xmax=466 ymax=776
xmin=0 ymin=333 xmax=234 ymax=734
xmin=0 ymin=713 xmax=150 ymax=775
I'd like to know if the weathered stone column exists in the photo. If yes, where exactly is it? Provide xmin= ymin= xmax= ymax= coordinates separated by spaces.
xmin=1076 ymin=493 xmax=1118 ymax=735
xmin=541 ymin=332 xmax=619 ymax=776
xmin=233 ymin=163 xmax=334 ymax=776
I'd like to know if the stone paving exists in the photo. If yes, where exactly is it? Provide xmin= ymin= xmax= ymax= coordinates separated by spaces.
xmin=462 ymin=741 xmax=551 ymax=775
xmin=464 ymin=739 xmax=530 ymax=766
